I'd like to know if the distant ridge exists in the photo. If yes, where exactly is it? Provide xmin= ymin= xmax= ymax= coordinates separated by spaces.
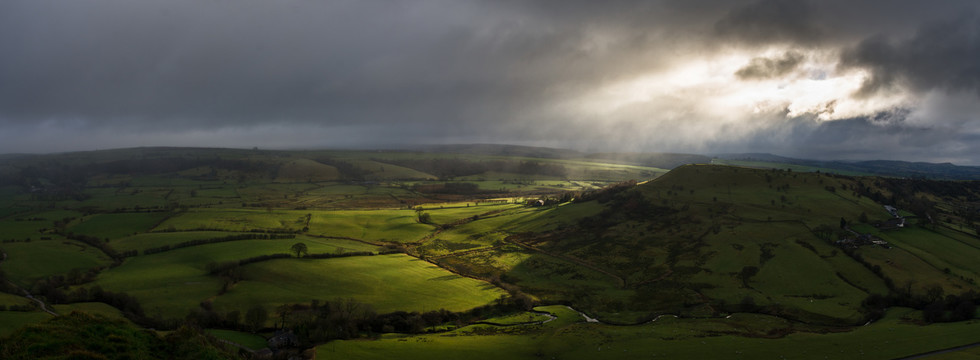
xmin=716 ymin=153 xmax=980 ymax=180
xmin=2 ymin=146 xmax=978 ymax=180
xmin=413 ymin=144 xmax=584 ymax=159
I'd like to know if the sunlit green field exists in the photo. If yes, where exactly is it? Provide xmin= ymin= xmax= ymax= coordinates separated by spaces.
xmin=212 ymin=254 xmax=506 ymax=318
xmin=89 ymin=236 xmax=381 ymax=318
xmin=308 ymin=210 xmax=434 ymax=243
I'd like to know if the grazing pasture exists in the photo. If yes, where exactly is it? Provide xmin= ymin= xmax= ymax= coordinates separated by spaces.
xmin=68 ymin=212 xmax=171 ymax=240
xmin=1 ymin=240 xmax=112 ymax=287
xmin=307 ymin=210 xmax=434 ymax=243
xmin=212 ymin=254 xmax=506 ymax=318
xmin=89 ymin=236 xmax=381 ymax=318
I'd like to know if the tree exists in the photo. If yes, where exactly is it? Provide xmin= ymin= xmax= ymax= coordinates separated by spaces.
xmin=290 ymin=242 xmax=308 ymax=258
xmin=225 ymin=310 xmax=241 ymax=327
xmin=245 ymin=305 xmax=268 ymax=332
xmin=739 ymin=266 xmax=759 ymax=288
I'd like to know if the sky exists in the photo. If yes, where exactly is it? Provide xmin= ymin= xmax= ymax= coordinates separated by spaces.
xmin=1 ymin=0 xmax=979 ymax=164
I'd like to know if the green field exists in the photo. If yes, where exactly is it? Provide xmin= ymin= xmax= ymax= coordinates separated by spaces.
xmin=323 ymin=307 xmax=980 ymax=360
xmin=0 ymin=292 xmax=30 ymax=307
xmin=111 ymin=231 xmax=255 ymax=253
xmin=308 ymin=210 xmax=435 ymax=243
xmin=1 ymin=239 xmax=112 ymax=287
xmin=69 ymin=212 xmax=171 ymax=240
xmin=89 ymin=236 xmax=382 ymax=319
xmin=212 ymin=254 xmax=506 ymax=318
xmin=52 ymin=302 xmax=128 ymax=322
xmin=155 ymin=209 xmax=311 ymax=232
xmin=0 ymin=311 xmax=54 ymax=337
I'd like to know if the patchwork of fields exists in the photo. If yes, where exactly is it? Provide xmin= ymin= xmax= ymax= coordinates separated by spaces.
xmin=1 ymin=147 xmax=979 ymax=358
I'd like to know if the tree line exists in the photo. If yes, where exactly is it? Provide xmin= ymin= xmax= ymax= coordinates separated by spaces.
xmin=141 ymin=233 xmax=296 ymax=256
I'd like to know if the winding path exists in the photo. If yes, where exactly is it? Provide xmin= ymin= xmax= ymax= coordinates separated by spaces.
xmin=1 ymin=250 xmax=58 ymax=316
xmin=23 ymin=290 xmax=58 ymax=316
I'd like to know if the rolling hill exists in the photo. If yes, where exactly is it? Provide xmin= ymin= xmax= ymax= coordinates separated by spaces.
xmin=1 ymin=146 xmax=979 ymax=359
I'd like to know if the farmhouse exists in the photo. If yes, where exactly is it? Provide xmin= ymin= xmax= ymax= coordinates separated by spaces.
xmin=884 ymin=205 xmax=899 ymax=218
xmin=267 ymin=330 xmax=299 ymax=350
xmin=836 ymin=233 xmax=889 ymax=249
xmin=881 ymin=217 xmax=906 ymax=229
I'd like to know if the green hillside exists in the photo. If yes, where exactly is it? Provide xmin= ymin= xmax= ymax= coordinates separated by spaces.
xmin=433 ymin=165 xmax=980 ymax=325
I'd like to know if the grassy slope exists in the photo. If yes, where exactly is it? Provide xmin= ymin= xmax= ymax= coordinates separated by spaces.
xmin=111 ymin=231 xmax=253 ymax=253
xmin=308 ymin=210 xmax=435 ymax=243
xmin=89 ymin=236 xmax=379 ymax=319
xmin=154 ymin=208 xmax=310 ymax=232
xmin=324 ymin=307 xmax=980 ymax=360
xmin=211 ymin=254 xmax=506 ymax=318
xmin=274 ymin=158 xmax=340 ymax=182
xmin=52 ymin=302 xmax=129 ymax=322
xmin=427 ymin=165 xmax=978 ymax=325
xmin=1 ymin=239 xmax=112 ymax=287
xmin=0 ymin=311 xmax=53 ymax=337
xmin=69 ymin=212 xmax=171 ymax=240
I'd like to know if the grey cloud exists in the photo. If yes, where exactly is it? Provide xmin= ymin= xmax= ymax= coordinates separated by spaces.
xmin=721 ymin=116 xmax=980 ymax=165
xmin=0 ymin=0 xmax=978 ymax=165
xmin=0 ymin=1 xmax=686 ymax=132
xmin=714 ymin=0 xmax=822 ymax=45
xmin=735 ymin=51 xmax=804 ymax=80
xmin=840 ymin=13 xmax=980 ymax=97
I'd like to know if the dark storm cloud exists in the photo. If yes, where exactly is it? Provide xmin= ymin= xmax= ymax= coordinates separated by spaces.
xmin=0 ymin=0 xmax=978 ymax=164
xmin=0 ymin=0 xmax=722 ymax=134
xmin=714 ymin=0 xmax=822 ymax=45
xmin=735 ymin=51 xmax=804 ymax=80
xmin=840 ymin=13 xmax=980 ymax=97
xmin=0 ymin=1 xmax=555 ymax=129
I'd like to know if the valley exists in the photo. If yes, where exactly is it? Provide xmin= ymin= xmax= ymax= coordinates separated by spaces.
xmin=1 ymin=146 xmax=979 ymax=359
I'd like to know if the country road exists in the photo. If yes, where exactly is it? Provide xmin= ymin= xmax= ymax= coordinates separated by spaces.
xmin=23 ymin=290 xmax=58 ymax=316
xmin=2 ymin=250 xmax=58 ymax=316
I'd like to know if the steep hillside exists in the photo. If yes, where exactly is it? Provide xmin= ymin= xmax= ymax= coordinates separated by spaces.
xmin=445 ymin=165 xmax=980 ymax=324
